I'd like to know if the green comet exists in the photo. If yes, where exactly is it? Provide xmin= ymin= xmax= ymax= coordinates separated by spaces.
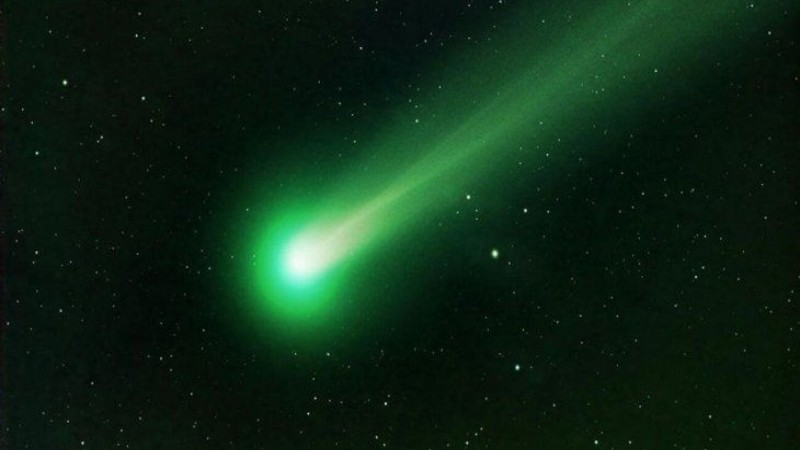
xmin=244 ymin=1 xmax=785 ymax=325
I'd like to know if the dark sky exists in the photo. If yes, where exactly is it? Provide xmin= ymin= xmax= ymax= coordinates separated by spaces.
xmin=4 ymin=0 xmax=799 ymax=448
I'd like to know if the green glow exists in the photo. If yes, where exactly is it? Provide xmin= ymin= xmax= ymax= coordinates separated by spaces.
xmin=279 ymin=202 xmax=379 ymax=284
xmin=243 ymin=1 xmax=785 ymax=325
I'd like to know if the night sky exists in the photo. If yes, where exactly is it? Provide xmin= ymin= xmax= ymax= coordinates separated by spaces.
xmin=4 ymin=1 xmax=800 ymax=449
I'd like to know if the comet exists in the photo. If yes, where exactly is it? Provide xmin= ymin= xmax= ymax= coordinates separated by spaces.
xmin=243 ymin=0 xmax=784 ymax=323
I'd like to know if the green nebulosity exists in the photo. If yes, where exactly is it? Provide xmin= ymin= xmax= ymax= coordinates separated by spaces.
xmin=254 ymin=210 xmax=334 ymax=319
xmin=244 ymin=203 xmax=353 ymax=331
xmin=244 ymin=0 xmax=786 ymax=326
